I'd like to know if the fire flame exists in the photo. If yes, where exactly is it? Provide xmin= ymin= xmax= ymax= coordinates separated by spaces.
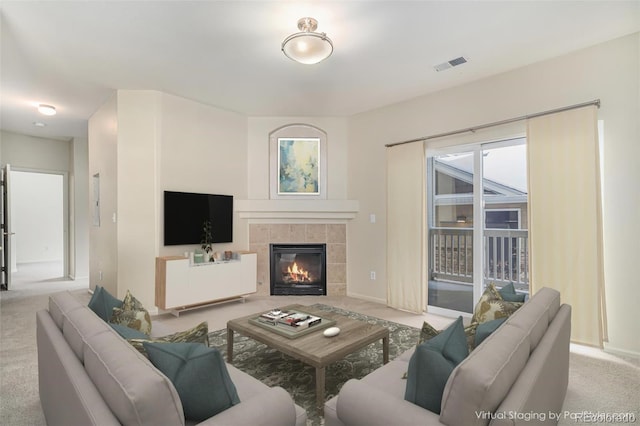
xmin=287 ymin=262 xmax=310 ymax=282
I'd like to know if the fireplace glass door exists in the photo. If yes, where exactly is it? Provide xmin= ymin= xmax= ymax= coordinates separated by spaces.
xmin=270 ymin=244 xmax=326 ymax=295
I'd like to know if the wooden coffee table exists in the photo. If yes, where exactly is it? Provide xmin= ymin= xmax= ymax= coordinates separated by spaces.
xmin=226 ymin=304 xmax=389 ymax=411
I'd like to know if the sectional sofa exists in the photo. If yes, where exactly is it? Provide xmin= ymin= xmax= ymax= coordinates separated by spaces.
xmin=36 ymin=291 xmax=307 ymax=426
xmin=324 ymin=287 xmax=571 ymax=426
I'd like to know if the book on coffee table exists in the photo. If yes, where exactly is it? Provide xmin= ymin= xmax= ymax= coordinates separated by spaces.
xmin=250 ymin=309 xmax=335 ymax=339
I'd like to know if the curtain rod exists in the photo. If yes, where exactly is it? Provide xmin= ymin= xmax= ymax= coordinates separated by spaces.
xmin=385 ymin=99 xmax=601 ymax=148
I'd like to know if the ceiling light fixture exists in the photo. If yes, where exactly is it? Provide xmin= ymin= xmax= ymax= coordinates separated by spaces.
xmin=38 ymin=104 xmax=56 ymax=116
xmin=33 ymin=121 xmax=47 ymax=128
xmin=282 ymin=17 xmax=333 ymax=65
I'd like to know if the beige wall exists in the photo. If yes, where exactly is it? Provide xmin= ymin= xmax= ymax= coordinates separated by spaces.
xmin=158 ymin=92 xmax=249 ymax=258
xmin=116 ymin=91 xmax=161 ymax=308
xmin=88 ymin=94 xmax=118 ymax=296
xmin=1 ymin=130 xmax=70 ymax=171
xmin=89 ymin=91 xmax=248 ymax=308
xmin=71 ymin=137 xmax=90 ymax=279
xmin=348 ymin=33 xmax=640 ymax=355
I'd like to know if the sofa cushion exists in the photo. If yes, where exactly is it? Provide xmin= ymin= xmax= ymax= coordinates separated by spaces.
xmin=405 ymin=316 xmax=468 ymax=414
xmin=529 ymin=287 xmax=561 ymax=321
xmin=62 ymin=305 xmax=113 ymax=362
xmin=128 ymin=321 xmax=209 ymax=356
xmin=49 ymin=291 xmax=84 ymax=328
xmin=88 ymin=286 xmax=123 ymax=322
xmin=474 ymin=317 xmax=507 ymax=348
xmin=144 ymin=342 xmax=240 ymax=422
xmin=498 ymin=282 xmax=526 ymax=302
xmin=110 ymin=290 xmax=152 ymax=335
xmin=505 ymin=288 xmax=562 ymax=352
xmin=440 ymin=323 xmax=530 ymax=426
xmin=83 ymin=328 xmax=185 ymax=426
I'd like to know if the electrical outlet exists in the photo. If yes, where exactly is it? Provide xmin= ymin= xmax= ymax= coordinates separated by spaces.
xmin=99 ymin=271 xmax=103 ymax=281
xmin=370 ymin=271 xmax=376 ymax=280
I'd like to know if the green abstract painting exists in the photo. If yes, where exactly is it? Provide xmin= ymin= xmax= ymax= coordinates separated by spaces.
xmin=278 ymin=138 xmax=320 ymax=194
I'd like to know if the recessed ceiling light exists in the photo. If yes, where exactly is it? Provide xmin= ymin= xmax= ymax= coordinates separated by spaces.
xmin=38 ymin=104 xmax=56 ymax=116
xmin=33 ymin=121 xmax=47 ymax=127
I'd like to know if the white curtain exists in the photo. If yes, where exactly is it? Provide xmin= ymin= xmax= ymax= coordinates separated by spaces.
xmin=527 ymin=105 xmax=607 ymax=347
xmin=386 ymin=142 xmax=427 ymax=313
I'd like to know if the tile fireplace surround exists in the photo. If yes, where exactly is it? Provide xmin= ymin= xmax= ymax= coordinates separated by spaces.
xmin=249 ymin=224 xmax=346 ymax=297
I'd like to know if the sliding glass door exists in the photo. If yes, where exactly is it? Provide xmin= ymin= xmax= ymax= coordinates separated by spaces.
xmin=427 ymin=138 xmax=528 ymax=315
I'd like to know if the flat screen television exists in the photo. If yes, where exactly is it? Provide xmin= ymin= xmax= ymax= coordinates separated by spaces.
xmin=163 ymin=191 xmax=233 ymax=245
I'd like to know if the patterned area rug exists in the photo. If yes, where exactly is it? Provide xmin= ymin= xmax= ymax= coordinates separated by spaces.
xmin=208 ymin=304 xmax=420 ymax=426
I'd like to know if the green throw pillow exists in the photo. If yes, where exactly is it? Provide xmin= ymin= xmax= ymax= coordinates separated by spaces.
xmin=404 ymin=316 xmax=468 ymax=414
xmin=474 ymin=317 xmax=507 ymax=347
xmin=498 ymin=283 xmax=526 ymax=303
xmin=143 ymin=342 xmax=240 ymax=421
xmin=471 ymin=283 xmax=523 ymax=325
xmin=418 ymin=321 xmax=440 ymax=345
xmin=110 ymin=290 xmax=152 ymax=335
xmin=128 ymin=321 xmax=210 ymax=356
xmin=109 ymin=323 xmax=149 ymax=340
xmin=88 ymin=286 xmax=123 ymax=322
xmin=418 ymin=320 xmax=477 ymax=352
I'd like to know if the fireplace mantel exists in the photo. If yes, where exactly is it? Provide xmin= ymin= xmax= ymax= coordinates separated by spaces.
xmin=236 ymin=199 xmax=359 ymax=222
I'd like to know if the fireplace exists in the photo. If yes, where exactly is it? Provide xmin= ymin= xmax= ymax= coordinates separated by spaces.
xmin=270 ymin=244 xmax=327 ymax=296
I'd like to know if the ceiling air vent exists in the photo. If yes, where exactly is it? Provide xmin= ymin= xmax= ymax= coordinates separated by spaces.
xmin=434 ymin=56 xmax=468 ymax=72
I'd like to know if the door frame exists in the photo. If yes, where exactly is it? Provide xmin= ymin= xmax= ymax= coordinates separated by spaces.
xmin=9 ymin=167 xmax=69 ymax=280
xmin=426 ymin=136 xmax=527 ymax=316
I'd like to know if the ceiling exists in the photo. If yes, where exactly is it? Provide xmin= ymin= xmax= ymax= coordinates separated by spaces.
xmin=1 ymin=1 xmax=639 ymax=141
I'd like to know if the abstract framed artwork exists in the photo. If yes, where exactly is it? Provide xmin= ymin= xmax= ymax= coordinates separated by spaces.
xmin=269 ymin=124 xmax=327 ymax=199
xmin=277 ymin=138 xmax=320 ymax=195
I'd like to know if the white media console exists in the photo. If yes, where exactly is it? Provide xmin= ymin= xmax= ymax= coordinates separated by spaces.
xmin=155 ymin=251 xmax=257 ymax=316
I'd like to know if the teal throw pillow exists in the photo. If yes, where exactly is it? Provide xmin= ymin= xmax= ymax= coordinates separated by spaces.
xmin=109 ymin=323 xmax=149 ymax=340
xmin=404 ymin=316 xmax=469 ymax=413
xmin=88 ymin=286 xmax=123 ymax=322
xmin=474 ymin=317 xmax=507 ymax=347
xmin=498 ymin=283 xmax=526 ymax=303
xmin=128 ymin=321 xmax=209 ymax=357
xmin=143 ymin=342 xmax=240 ymax=421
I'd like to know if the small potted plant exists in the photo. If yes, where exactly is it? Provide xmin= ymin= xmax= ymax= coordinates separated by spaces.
xmin=200 ymin=220 xmax=213 ymax=261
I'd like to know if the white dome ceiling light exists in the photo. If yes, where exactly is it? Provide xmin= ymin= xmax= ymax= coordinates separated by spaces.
xmin=282 ymin=17 xmax=333 ymax=65
xmin=38 ymin=104 xmax=57 ymax=116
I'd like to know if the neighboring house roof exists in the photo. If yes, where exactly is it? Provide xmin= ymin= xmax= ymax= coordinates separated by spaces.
xmin=434 ymin=160 xmax=527 ymax=206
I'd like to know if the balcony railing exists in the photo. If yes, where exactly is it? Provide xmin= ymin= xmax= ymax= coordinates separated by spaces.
xmin=430 ymin=227 xmax=529 ymax=291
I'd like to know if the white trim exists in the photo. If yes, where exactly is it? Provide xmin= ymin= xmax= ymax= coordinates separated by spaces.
xmin=346 ymin=291 xmax=387 ymax=305
xmin=235 ymin=199 xmax=358 ymax=221
xmin=603 ymin=345 xmax=640 ymax=359
xmin=427 ymin=304 xmax=473 ymax=319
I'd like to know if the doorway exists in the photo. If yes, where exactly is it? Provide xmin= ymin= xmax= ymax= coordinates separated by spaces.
xmin=7 ymin=169 xmax=67 ymax=287
xmin=426 ymin=138 xmax=528 ymax=316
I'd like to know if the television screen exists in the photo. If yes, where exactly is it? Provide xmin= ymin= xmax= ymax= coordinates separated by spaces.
xmin=164 ymin=191 xmax=233 ymax=245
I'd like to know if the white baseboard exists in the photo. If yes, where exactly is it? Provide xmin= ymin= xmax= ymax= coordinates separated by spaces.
xmin=346 ymin=291 xmax=386 ymax=305
xmin=70 ymin=275 xmax=89 ymax=281
xmin=604 ymin=344 xmax=640 ymax=359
